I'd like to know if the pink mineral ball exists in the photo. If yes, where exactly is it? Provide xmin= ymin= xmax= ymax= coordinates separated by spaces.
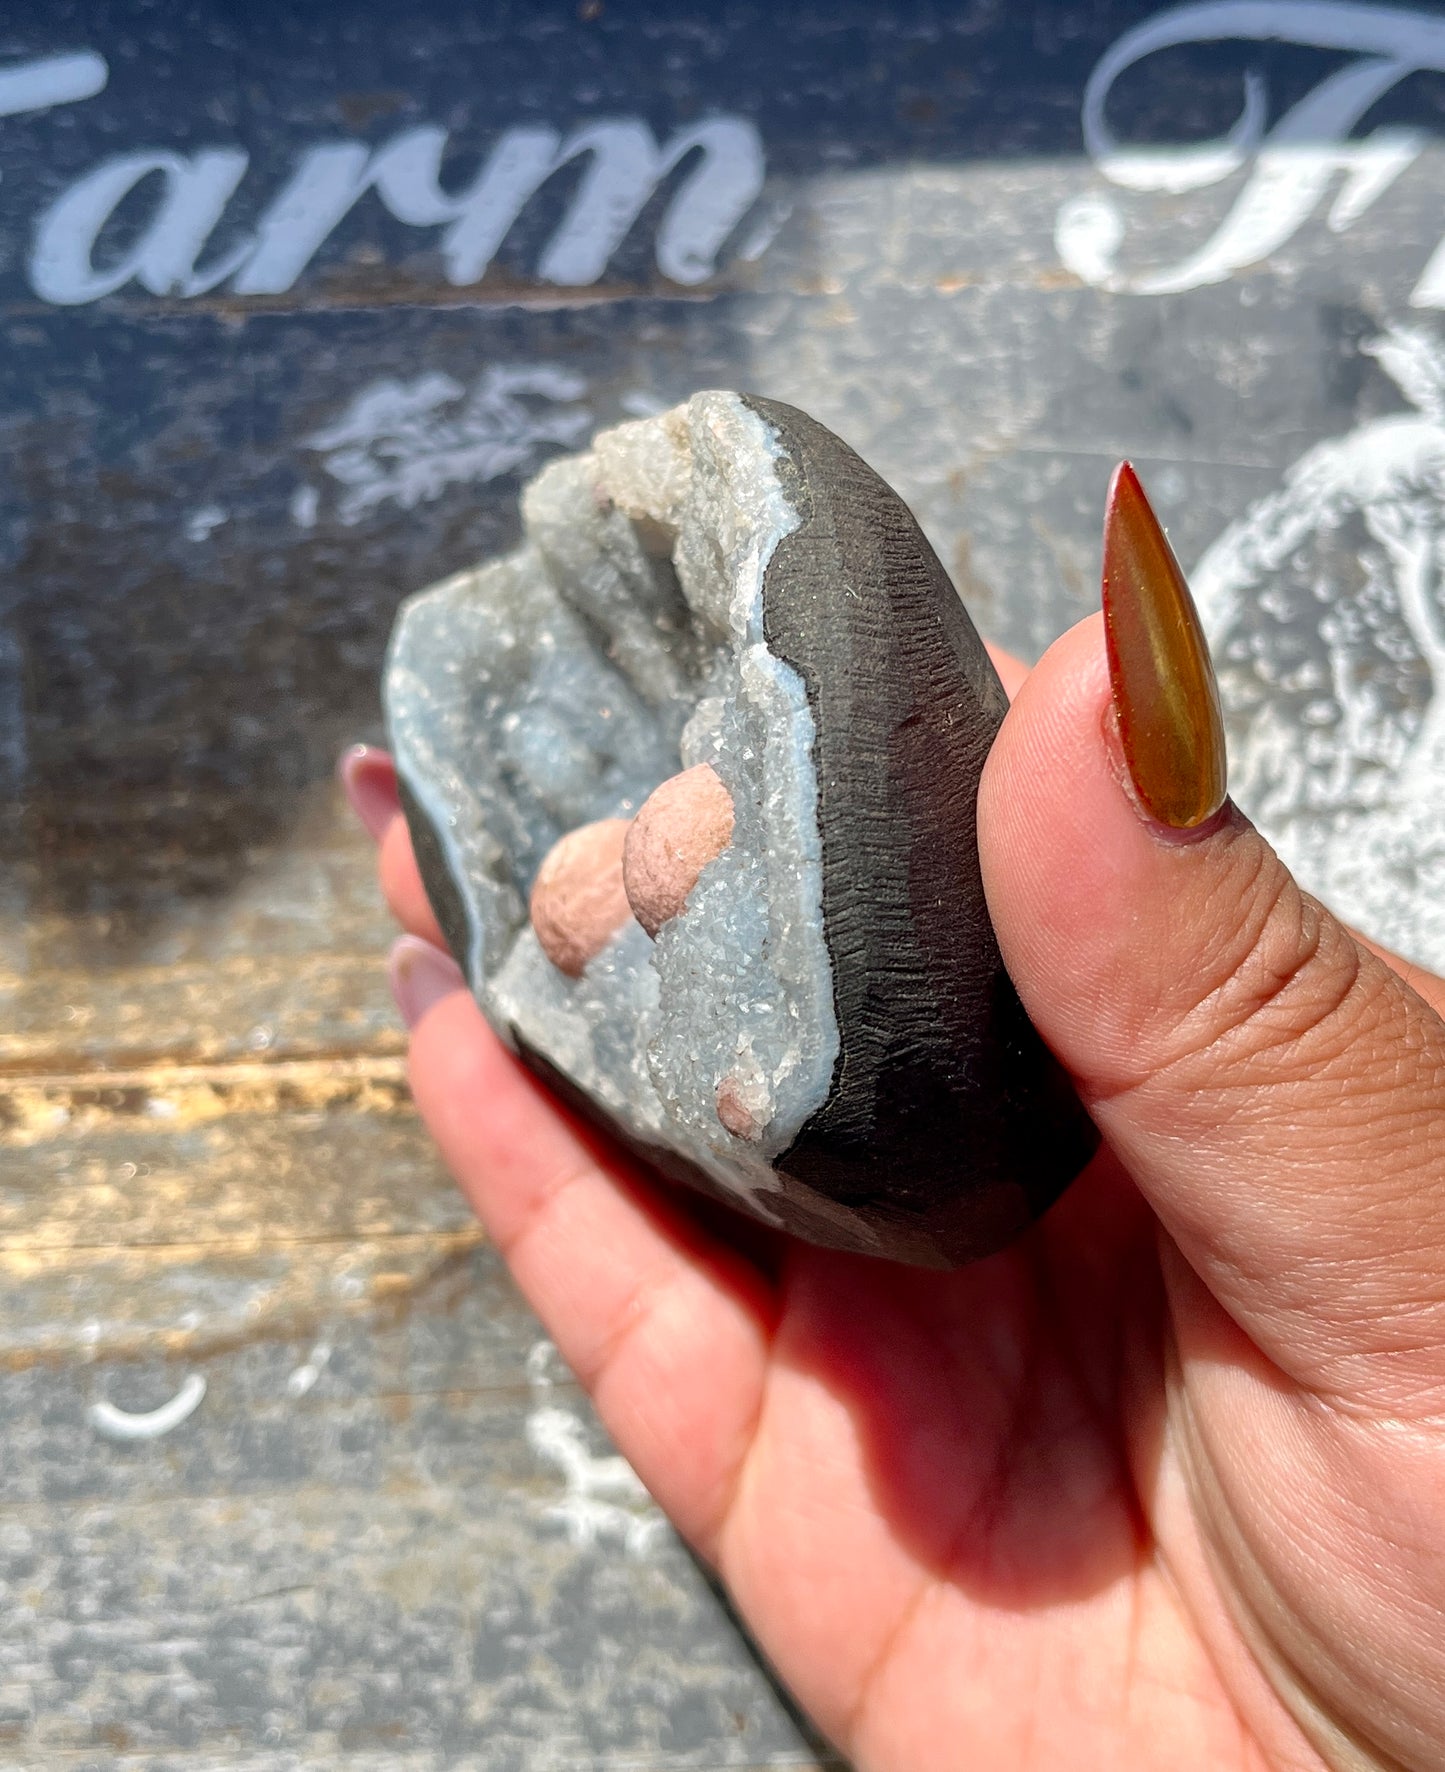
xmin=715 ymin=1074 xmax=764 ymax=1142
xmin=529 ymin=817 xmax=634 ymax=977
xmin=623 ymin=764 xmax=736 ymax=939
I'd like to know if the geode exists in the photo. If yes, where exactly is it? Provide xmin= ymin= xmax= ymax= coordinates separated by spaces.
xmin=384 ymin=393 xmax=1097 ymax=1266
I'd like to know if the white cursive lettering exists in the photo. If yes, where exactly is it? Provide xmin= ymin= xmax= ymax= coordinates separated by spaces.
xmin=27 ymin=114 xmax=766 ymax=305
xmin=233 ymin=116 xmax=766 ymax=293
xmin=0 ymin=51 xmax=107 ymax=121
xmin=1058 ymin=1 xmax=1445 ymax=304
xmin=31 ymin=149 xmax=251 ymax=302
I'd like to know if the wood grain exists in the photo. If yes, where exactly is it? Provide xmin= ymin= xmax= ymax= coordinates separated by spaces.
xmin=0 ymin=787 xmax=830 ymax=1767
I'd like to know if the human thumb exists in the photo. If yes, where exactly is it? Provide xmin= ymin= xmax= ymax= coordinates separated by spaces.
xmin=977 ymin=465 xmax=1445 ymax=1411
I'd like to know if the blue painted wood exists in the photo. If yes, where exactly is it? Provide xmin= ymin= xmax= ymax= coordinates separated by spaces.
xmin=3 ymin=3 xmax=1445 ymax=1761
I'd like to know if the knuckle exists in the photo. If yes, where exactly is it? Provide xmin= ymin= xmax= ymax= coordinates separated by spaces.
xmin=1203 ymin=899 xmax=1359 ymax=1072
xmin=1138 ymin=843 xmax=1379 ymax=1098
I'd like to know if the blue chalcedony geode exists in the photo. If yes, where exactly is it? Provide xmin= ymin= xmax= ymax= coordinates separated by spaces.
xmin=384 ymin=392 xmax=1097 ymax=1266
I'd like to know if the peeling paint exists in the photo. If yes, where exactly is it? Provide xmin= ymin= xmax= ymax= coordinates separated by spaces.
xmin=90 ymin=1371 xmax=206 ymax=1440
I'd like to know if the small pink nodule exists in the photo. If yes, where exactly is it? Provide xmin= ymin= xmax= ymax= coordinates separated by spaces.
xmin=529 ymin=818 xmax=634 ymax=977
xmin=715 ymin=1075 xmax=764 ymax=1142
xmin=623 ymin=764 xmax=736 ymax=939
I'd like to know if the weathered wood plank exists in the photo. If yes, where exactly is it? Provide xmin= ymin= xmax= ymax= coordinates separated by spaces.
xmin=9 ymin=3 xmax=1435 ymax=1763
xmin=0 ymin=1230 xmax=485 ymax=1369
xmin=15 ymin=788 xmax=393 ymax=973
xmin=0 ymin=1334 xmax=833 ymax=1768
xmin=0 ymin=1065 xmax=454 ymax=1249
xmin=0 ymin=953 xmax=403 ymax=1074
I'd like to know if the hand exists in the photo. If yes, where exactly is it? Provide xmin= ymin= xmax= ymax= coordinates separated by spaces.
xmin=344 ymin=607 xmax=1445 ymax=1771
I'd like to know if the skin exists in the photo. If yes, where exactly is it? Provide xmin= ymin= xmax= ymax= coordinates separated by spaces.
xmin=350 ymin=619 xmax=1445 ymax=1772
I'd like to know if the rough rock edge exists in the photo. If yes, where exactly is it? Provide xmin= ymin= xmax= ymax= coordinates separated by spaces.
xmin=384 ymin=392 xmax=841 ymax=1210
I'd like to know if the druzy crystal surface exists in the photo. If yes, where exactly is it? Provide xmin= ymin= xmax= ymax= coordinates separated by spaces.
xmin=385 ymin=392 xmax=1097 ymax=1265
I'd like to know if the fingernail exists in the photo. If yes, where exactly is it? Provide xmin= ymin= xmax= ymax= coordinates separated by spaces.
xmin=1101 ymin=462 xmax=1227 ymax=830
xmin=338 ymin=744 xmax=399 ymax=842
xmin=388 ymin=935 xmax=465 ymax=1028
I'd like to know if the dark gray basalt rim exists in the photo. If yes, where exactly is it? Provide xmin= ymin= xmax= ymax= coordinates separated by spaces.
xmin=741 ymin=395 xmax=1098 ymax=1264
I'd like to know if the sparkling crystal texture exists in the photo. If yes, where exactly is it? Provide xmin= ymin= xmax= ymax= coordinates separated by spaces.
xmin=385 ymin=393 xmax=1097 ymax=1265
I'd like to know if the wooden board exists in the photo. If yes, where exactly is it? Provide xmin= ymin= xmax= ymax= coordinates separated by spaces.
xmin=5 ymin=1 xmax=1445 ymax=1762
xmin=0 ymin=783 xmax=834 ymax=1767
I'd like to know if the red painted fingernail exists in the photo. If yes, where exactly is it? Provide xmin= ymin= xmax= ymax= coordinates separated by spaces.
xmin=338 ymin=744 xmax=400 ymax=842
xmin=1102 ymin=463 xmax=1228 ymax=830
xmin=388 ymin=935 xmax=465 ymax=1028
